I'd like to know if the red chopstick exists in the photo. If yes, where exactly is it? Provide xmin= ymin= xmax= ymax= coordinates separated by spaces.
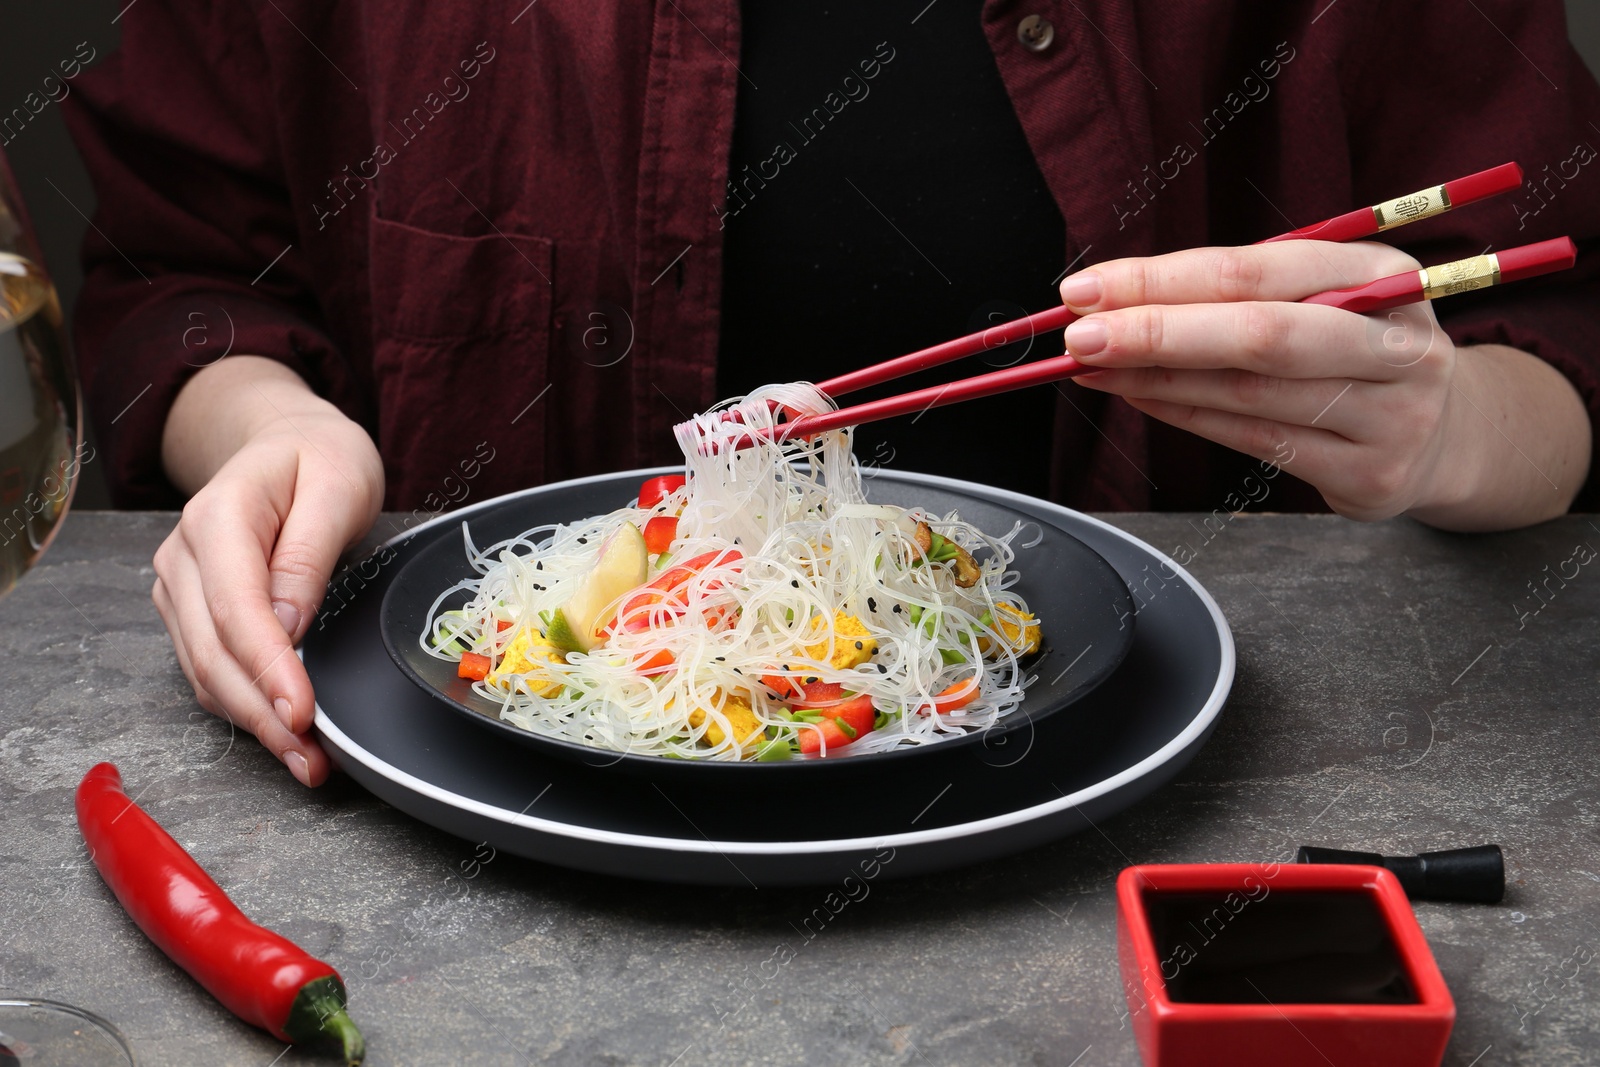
xmin=1258 ymin=162 xmax=1524 ymax=245
xmin=816 ymin=163 xmax=1525 ymax=399
xmin=754 ymin=237 xmax=1576 ymax=443
xmin=1303 ymin=235 xmax=1574 ymax=313
xmin=817 ymin=305 xmax=1077 ymax=397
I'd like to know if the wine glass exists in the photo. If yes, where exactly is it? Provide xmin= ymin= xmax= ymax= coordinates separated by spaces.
xmin=0 ymin=155 xmax=130 ymax=1063
xmin=0 ymin=150 xmax=80 ymax=598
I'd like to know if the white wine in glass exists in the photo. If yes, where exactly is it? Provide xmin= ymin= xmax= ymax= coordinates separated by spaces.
xmin=0 ymin=158 xmax=128 ymax=1064
xmin=0 ymin=247 xmax=79 ymax=596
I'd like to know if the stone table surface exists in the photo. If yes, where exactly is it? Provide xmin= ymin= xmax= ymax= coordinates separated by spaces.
xmin=2 ymin=510 xmax=1598 ymax=1067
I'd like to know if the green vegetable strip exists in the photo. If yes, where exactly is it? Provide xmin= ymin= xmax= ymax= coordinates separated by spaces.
xmin=756 ymin=740 xmax=794 ymax=761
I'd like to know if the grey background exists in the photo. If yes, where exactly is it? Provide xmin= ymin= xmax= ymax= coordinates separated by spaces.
xmin=3 ymin=2 xmax=1600 ymax=510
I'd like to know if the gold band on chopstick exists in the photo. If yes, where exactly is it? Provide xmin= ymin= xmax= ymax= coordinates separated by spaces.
xmin=1373 ymin=184 xmax=1453 ymax=230
xmin=1418 ymin=253 xmax=1501 ymax=300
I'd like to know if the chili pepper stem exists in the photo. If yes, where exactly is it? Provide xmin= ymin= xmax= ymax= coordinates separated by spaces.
xmin=284 ymin=976 xmax=366 ymax=1065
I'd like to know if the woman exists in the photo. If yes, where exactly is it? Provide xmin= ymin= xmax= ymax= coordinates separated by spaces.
xmin=64 ymin=1 xmax=1600 ymax=784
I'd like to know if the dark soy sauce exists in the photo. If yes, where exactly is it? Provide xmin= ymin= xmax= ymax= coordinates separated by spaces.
xmin=1144 ymin=890 xmax=1418 ymax=1005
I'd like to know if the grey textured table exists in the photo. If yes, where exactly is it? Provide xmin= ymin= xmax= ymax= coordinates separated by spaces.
xmin=3 ymin=511 xmax=1597 ymax=1066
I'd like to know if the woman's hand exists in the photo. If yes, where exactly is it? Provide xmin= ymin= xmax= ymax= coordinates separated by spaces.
xmin=1058 ymin=241 xmax=1590 ymax=530
xmin=153 ymin=357 xmax=384 ymax=785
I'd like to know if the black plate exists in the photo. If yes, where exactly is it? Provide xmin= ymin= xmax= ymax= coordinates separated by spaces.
xmin=378 ymin=474 xmax=1135 ymax=781
xmin=305 ymin=469 xmax=1233 ymax=885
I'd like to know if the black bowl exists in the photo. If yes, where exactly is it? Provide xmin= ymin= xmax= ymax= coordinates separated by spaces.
xmin=379 ymin=471 xmax=1135 ymax=782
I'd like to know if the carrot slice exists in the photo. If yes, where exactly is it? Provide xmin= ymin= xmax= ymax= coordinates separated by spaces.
xmin=923 ymin=676 xmax=980 ymax=715
xmin=458 ymin=652 xmax=492 ymax=680
xmin=634 ymin=649 xmax=676 ymax=675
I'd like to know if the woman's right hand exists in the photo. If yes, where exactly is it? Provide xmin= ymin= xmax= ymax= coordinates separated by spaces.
xmin=152 ymin=357 xmax=384 ymax=785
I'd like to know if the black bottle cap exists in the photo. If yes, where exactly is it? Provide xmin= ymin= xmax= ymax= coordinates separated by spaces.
xmin=1295 ymin=844 xmax=1504 ymax=903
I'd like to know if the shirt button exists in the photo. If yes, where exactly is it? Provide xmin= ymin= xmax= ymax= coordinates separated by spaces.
xmin=1017 ymin=14 xmax=1055 ymax=52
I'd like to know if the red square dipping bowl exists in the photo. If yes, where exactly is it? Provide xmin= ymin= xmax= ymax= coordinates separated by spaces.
xmin=1116 ymin=863 xmax=1455 ymax=1067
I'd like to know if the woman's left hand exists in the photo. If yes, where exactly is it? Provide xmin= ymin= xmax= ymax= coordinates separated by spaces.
xmin=1060 ymin=240 xmax=1471 ymax=522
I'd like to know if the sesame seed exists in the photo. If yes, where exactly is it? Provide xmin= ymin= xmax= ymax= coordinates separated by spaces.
xmin=867 ymin=597 xmax=878 ymax=612
xmin=577 ymin=536 xmax=588 ymax=544
xmin=877 ymin=664 xmax=888 ymax=673
xmin=790 ymin=579 xmax=799 ymax=588
xmin=893 ymin=604 xmax=902 ymax=614
xmin=854 ymin=641 xmax=863 ymax=650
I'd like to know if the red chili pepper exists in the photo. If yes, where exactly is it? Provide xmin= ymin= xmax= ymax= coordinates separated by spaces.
xmin=642 ymin=515 xmax=678 ymax=555
xmin=458 ymin=651 xmax=492 ymax=679
xmin=75 ymin=763 xmax=365 ymax=1063
xmin=637 ymin=474 xmax=687 ymax=508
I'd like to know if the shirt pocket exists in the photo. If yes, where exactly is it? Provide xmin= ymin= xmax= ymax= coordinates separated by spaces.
xmin=368 ymin=214 xmax=553 ymax=509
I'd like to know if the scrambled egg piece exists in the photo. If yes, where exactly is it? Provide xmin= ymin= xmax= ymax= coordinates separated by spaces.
xmin=486 ymin=628 xmax=566 ymax=696
xmin=803 ymin=612 xmax=878 ymax=671
xmin=978 ymin=603 xmax=1042 ymax=658
xmin=688 ymin=690 xmax=765 ymax=751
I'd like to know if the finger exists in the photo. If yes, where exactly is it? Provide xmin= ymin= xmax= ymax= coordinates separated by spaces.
xmin=1063 ymin=300 xmax=1425 ymax=382
xmin=1119 ymin=394 xmax=1350 ymax=482
xmin=1123 ymin=395 xmax=1429 ymax=521
xmin=252 ymin=709 xmax=333 ymax=788
xmin=180 ymin=483 xmax=315 ymax=734
xmin=152 ymin=574 xmax=220 ymax=715
xmin=1060 ymin=241 xmax=1422 ymax=313
xmin=268 ymin=468 xmax=378 ymax=646
xmin=1076 ymin=367 xmax=1373 ymax=439
xmin=164 ymin=544 xmax=303 ymax=758
xmin=163 ymin=566 xmax=331 ymax=786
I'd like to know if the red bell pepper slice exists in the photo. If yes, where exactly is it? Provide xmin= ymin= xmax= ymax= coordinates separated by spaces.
xmin=797 ymin=695 xmax=876 ymax=755
xmin=643 ymin=515 xmax=678 ymax=554
xmin=638 ymin=474 xmax=687 ymax=508
xmin=761 ymin=675 xmax=847 ymax=705
xmin=760 ymin=672 xmax=804 ymax=701
xmin=793 ymin=681 xmax=847 ymax=706
xmin=612 ymin=549 xmax=742 ymax=633
xmin=458 ymin=651 xmax=492 ymax=680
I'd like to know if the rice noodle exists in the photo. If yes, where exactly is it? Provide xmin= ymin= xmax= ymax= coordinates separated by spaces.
xmin=421 ymin=382 xmax=1039 ymax=760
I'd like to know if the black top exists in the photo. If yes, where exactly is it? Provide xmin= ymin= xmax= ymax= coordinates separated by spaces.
xmin=718 ymin=1 xmax=1068 ymax=498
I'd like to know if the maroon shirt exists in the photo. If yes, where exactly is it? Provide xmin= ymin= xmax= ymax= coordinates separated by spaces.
xmin=64 ymin=1 xmax=1600 ymax=513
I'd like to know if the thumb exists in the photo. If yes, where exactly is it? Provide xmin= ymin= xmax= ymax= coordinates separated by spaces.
xmin=267 ymin=486 xmax=377 ymax=646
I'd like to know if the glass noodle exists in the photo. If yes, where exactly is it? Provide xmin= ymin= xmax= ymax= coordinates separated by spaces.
xmin=422 ymin=382 xmax=1039 ymax=760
